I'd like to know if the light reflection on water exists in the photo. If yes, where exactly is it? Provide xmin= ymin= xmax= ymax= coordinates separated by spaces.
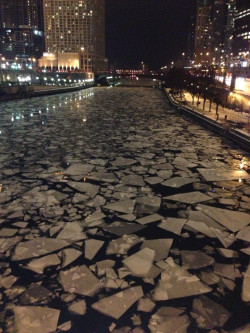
xmin=0 ymin=88 xmax=95 ymax=134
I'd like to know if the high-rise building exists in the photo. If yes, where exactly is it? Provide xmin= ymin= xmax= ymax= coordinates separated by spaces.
xmin=187 ymin=15 xmax=196 ymax=66
xmin=40 ymin=0 xmax=105 ymax=73
xmin=224 ymin=0 xmax=237 ymax=64
xmin=0 ymin=0 xmax=44 ymax=59
xmin=233 ymin=0 xmax=250 ymax=66
xmin=210 ymin=0 xmax=228 ymax=65
xmin=194 ymin=0 xmax=213 ymax=65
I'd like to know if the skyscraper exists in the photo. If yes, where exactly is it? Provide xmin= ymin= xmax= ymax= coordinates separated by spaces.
xmin=233 ymin=0 xmax=250 ymax=66
xmin=40 ymin=0 xmax=105 ymax=73
xmin=224 ymin=0 xmax=237 ymax=64
xmin=0 ymin=0 xmax=44 ymax=59
xmin=194 ymin=0 xmax=213 ymax=65
xmin=210 ymin=0 xmax=228 ymax=65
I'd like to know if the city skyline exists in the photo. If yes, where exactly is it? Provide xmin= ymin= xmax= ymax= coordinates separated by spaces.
xmin=0 ymin=0 xmax=249 ymax=72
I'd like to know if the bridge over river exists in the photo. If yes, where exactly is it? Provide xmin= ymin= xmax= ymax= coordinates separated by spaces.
xmin=0 ymin=87 xmax=249 ymax=333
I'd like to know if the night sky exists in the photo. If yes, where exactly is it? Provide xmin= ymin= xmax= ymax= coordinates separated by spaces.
xmin=105 ymin=0 xmax=197 ymax=70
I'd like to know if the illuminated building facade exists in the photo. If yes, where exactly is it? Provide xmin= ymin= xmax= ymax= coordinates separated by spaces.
xmin=187 ymin=15 xmax=196 ymax=65
xmin=194 ymin=0 xmax=213 ymax=65
xmin=41 ymin=0 xmax=105 ymax=72
xmin=233 ymin=0 xmax=250 ymax=66
xmin=210 ymin=0 xmax=228 ymax=65
xmin=224 ymin=0 xmax=237 ymax=63
xmin=0 ymin=0 xmax=44 ymax=59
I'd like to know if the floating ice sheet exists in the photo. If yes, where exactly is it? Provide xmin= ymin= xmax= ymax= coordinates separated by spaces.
xmin=197 ymin=169 xmax=249 ymax=182
xmin=140 ymin=239 xmax=173 ymax=261
xmin=197 ymin=204 xmax=250 ymax=232
xmin=103 ymin=199 xmax=135 ymax=214
xmin=85 ymin=239 xmax=104 ymax=260
xmin=65 ymin=163 xmax=94 ymax=176
xmin=123 ymin=248 xmax=155 ymax=277
xmin=67 ymin=181 xmax=99 ymax=198
xmin=87 ymin=172 xmax=118 ymax=183
xmin=14 ymin=306 xmax=60 ymax=333
xmin=12 ymin=238 xmax=69 ymax=261
xmin=161 ymin=177 xmax=197 ymax=188
xmin=121 ymin=175 xmax=145 ymax=187
xmin=152 ymin=258 xmax=211 ymax=301
xmin=59 ymin=265 xmax=102 ymax=296
xmin=106 ymin=234 xmax=142 ymax=255
xmin=185 ymin=220 xmax=216 ymax=238
xmin=181 ymin=250 xmax=215 ymax=269
xmin=112 ymin=157 xmax=137 ymax=167
xmin=135 ymin=196 xmax=161 ymax=215
xmin=91 ymin=286 xmax=143 ymax=319
xmin=158 ymin=218 xmax=187 ymax=236
xmin=242 ymin=264 xmax=250 ymax=302
xmin=62 ymin=248 xmax=82 ymax=267
xmin=68 ymin=300 xmax=87 ymax=315
xmin=0 ymin=236 xmax=22 ymax=254
xmin=102 ymin=221 xmax=144 ymax=236
xmin=192 ymin=295 xmax=230 ymax=329
xmin=136 ymin=214 xmax=163 ymax=225
xmin=149 ymin=314 xmax=190 ymax=333
xmin=20 ymin=284 xmax=52 ymax=305
xmin=210 ymin=228 xmax=235 ymax=248
xmin=164 ymin=192 xmax=211 ymax=204
xmin=57 ymin=222 xmax=87 ymax=242
xmin=236 ymin=226 xmax=250 ymax=243
xmin=26 ymin=254 xmax=60 ymax=274
xmin=173 ymin=157 xmax=197 ymax=168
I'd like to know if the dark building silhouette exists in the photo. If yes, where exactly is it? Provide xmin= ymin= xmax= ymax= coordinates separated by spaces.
xmin=224 ymin=0 xmax=237 ymax=64
xmin=0 ymin=0 xmax=44 ymax=60
xmin=210 ymin=0 xmax=228 ymax=65
xmin=233 ymin=0 xmax=250 ymax=65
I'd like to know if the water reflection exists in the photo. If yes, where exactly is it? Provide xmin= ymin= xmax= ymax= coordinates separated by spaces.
xmin=0 ymin=88 xmax=94 ymax=134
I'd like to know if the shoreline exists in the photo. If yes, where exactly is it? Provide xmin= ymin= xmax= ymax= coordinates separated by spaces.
xmin=165 ymin=88 xmax=250 ymax=152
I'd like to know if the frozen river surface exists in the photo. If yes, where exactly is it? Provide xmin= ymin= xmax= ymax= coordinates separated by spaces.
xmin=0 ymin=87 xmax=249 ymax=333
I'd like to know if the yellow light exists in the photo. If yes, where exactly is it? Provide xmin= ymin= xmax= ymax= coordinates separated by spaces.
xmin=240 ymin=161 xmax=245 ymax=169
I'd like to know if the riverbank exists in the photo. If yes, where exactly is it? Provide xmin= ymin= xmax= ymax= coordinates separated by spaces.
xmin=165 ymin=88 xmax=250 ymax=152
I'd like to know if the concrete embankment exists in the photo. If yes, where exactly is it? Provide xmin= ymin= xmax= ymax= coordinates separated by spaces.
xmin=165 ymin=89 xmax=250 ymax=152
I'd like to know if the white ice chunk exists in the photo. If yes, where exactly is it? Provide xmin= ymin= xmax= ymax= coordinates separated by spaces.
xmin=197 ymin=168 xmax=249 ymax=182
xmin=14 ymin=306 xmax=60 ymax=333
xmin=164 ymin=192 xmax=211 ymax=204
xmin=85 ymin=239 xmax=104 ymax=260
xmin=197 ymin=204 xmax=250 ymax=233
xmin=123 ymin=248 xmax=155 ymax=277
xmin=26 ymin=254 xmax=60 ymax=274
xmin=152 ymin=258 xmax=211 ymax=301
xmin=12 ymin=238 xmax=69 ymax=261
xmin=59 ymin=265 xmax=102 ymax=296
xmin=158 ymin=218 xmax=187 ymax=236
xmin=91 ymin=286 xmax=143 ymax=319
